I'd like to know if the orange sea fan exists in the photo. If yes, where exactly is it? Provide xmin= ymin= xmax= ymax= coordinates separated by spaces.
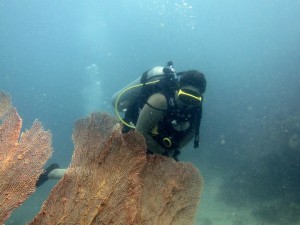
xmin=0 ymin=91 xmax=12 ymax=119
xmin=29 ymin=112 xmax=202 ymax=225
xmin=0 ymin=92 xmax=52 ymax=224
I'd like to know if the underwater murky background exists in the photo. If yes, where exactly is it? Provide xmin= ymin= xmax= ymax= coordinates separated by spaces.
xmin=1 ymin=1 xmax=299 ymax=224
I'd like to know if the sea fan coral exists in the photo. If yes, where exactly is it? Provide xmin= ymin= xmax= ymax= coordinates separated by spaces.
xmin=29 ymin=112 xmax=202 ymax=225
xmin=0 ymin=91 xmax=52 ymax=224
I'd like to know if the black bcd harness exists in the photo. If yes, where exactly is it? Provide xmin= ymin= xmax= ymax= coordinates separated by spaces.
xmin=122 ymin=68 xmax=202 ymax=149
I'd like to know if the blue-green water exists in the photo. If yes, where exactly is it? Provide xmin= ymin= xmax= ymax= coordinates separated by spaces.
xmin=1 ymin=1 xmax=299 ymax=224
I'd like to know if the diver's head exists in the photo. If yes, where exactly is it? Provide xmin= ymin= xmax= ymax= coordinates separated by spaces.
xmin=179 ymin=70 xmax=206 ymax=94
xmin=176 ymin=70 xmax=206 ymax=106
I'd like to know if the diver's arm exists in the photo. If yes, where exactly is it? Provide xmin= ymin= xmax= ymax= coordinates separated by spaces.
xmin=135 ymin=93 xmax=167 ymax=154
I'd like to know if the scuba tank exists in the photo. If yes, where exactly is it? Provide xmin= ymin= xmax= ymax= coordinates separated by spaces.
xmin=112 ymin=62 xmax=178 ymax=129
xmin=112 ymin=66 xmax=164 ymax=112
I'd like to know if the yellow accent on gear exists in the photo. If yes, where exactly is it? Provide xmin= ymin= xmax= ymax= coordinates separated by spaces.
xmin=151 ymin=125 xmax=159 ymax=136
xmin=163 ymin=137 xmax=172 ymax=148
xmin=178 ymin=89 xmax=202 ymax=102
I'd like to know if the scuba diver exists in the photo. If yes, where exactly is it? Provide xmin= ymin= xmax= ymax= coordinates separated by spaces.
xmin=36 ymin=61 xmax=207 ymax=187
xmin=112 ymin=61 xmax=207 ymax=161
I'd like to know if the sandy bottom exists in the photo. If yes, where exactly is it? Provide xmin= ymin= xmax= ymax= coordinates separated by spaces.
xmin=196 ymin=177 xmax=258 ymax=225
xmin=5 ymin=176 xmax=299 ymax=225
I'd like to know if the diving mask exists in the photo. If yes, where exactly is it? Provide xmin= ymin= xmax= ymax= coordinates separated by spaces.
xmin=177 ymin=88 xmax=202 ymax=106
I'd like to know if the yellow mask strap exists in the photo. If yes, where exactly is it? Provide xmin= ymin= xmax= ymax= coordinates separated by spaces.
xmin=178 ymin=89 xmax=202 ymax=102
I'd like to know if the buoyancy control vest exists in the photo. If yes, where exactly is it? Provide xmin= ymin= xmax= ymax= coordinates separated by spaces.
xmin=150 ymin=87 xmax=201 ymax=150
xmin=112 ymin=62 xmax=202 ymax=149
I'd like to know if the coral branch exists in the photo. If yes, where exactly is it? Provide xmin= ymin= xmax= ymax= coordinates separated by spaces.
xmin=138 ymin=156 xmax=202 ymax=225
xmin=29 ymin=112 xmax=202 ymax=225
xmin=0 ymin=92 xmax=52 ymax=224
xmin=0 ymin=91 xmax=12 ymax=119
